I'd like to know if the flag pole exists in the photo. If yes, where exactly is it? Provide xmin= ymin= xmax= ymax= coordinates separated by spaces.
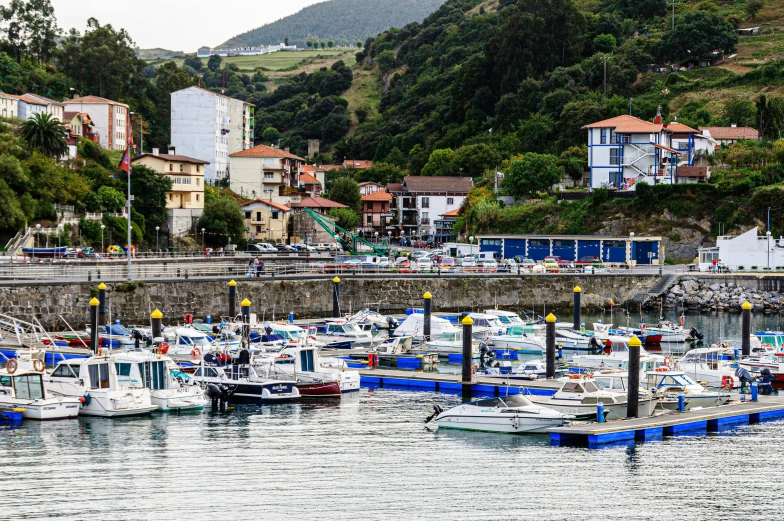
xmin=126 ymin=116 xmax=132 ymax=281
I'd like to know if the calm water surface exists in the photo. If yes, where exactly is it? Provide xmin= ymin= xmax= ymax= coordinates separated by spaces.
xmin=3 ymin=312 xmax=784 ymax=520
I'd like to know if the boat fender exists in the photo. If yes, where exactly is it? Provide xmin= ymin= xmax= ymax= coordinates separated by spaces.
xmin=641 ymin=323 xmax=646 ymax=333
xmin=43 ymin=338 xmax=52 ymax=345
xmin=6 ymin=359 xmax=18 ymax=374
xmin=158 ymin=342 xmax=170 ymax=355
xmin=81 ymin=394 xmax=91 ymax=407
xmin=33 ymin=359 xmax=45 ymax=372
xmin=184 ymin=314 xmax=194 ymax=325
xmin=664 ymin=356 xmax=672 ymax=368
xmin=679 ymin=315 xmax=685 ymax=326
xmin=191 ymin=347 xmax=202 ymax=360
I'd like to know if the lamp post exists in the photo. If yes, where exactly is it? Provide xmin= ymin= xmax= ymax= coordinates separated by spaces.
xmin=101 ymin=224 xmax=105 ymax=255
xmin=129 ymin=112 xmax=143 ymax=154
xmin=767 ymin=230 xmax=772 ymax=270
xmin=34 ymin=224 xmax=40 ymax=262
xmin=374 ymin=231 xmax=379 ymax=244
xmin=155 ymin=226 xmax=159 ymax=253
xmin=469 ymin=235 xmax=475 ymax=254
xmin=201 ymin=228 xmax=206 ymax=249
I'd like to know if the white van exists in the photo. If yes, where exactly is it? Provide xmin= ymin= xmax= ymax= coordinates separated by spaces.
xmin=477 ymin=251 xmax=500 ymax=261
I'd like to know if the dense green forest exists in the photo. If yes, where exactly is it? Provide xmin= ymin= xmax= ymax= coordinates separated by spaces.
xmin=221 ymin=0 xmax=445 ymax=49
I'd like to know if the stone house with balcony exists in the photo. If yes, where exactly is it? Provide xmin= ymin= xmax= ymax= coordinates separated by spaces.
xmin=361 ymin=190 xmax=392 ymax=239
xmin=229 ymin=144 xmax=306 ymax=204
xmin=388 ymin=176 xmax=471 ymax=241
xmin=584 ymin=113 xmax=688 ymax=190
xmin=132 ymin=150 xmax=208 ymax=237
xmin=240 ymin=199 xmax=291 ymax=243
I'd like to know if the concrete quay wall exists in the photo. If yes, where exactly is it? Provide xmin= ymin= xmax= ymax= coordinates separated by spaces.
xmin=0 ymin=274 xmax=657 ymax=329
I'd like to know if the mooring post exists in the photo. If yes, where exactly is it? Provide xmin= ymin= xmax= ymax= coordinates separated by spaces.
xmin=97 ymin=282 xmax=107 ymax=329
xmin=627 ymin=335 xmax=642 ymax=418
xmin=741 ymin=301 xmax=752 ymax=357
xmin=332 ymin=276 xmax=341 ymax=318
xmin=751 ymin=381 xmax=759 ymax=402
xmin=423 ymin=291 xmax=432 ymax=342
xmin=573 ymin=285 xmax=581 ymax=331
xmin=241 ymin=298 xmax=251 ymax=348
xmin=151 ymin=308 xmax=163 ymax=341
xmin=228 ymin=279 xmax=237 ymax=318
xmin=597 ymin=402 xmax=605 ymax=423
xmin=89 ymin=297 xmax=99 ymax=354
xmin=461 ymin=314 xmax=473 ymax=402
xmin=545 ymin=313 xmax=556 ymax=378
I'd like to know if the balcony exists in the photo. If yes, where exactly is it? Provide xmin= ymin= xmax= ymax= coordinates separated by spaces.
xmin=280 ymin=186 xmax=307 ymax=197
xmin=420 ymin=218 xmax=430 ymax=225
xmin=402 ymin=218 xmax=418 ymax=226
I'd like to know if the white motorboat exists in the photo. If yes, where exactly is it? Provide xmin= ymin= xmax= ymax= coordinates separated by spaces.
xmin=677 ymin=347 xmax=741 ymax=389
xmin=46 ymin=355 xmax=158 ymax=417
xmin=482 ymin=359 xmax=565 ymax=380
xmin=317 ymin=319 xmax=382 ymax=349
xmin=393 ymin=313 xmax=453 ymax=342
xmin=484 ymin=309 xmax=526 ymax=332
xmin=162 ymin=327 xmax=216 ymax=358
xmin=112 ymin=351 xmax=207 ymax=411
xmin=429 ymin=394 xmax=568 ymax=434
xmin=191 ymin=352 xmax=300 ymax=404
xmin=0 ymin=350 xmax=81 ymax=420
xmin=255 ymin=344 xmax=359 ymax=396
xmin=489 ymin=324 xmax=545 ymax=353
xmin=425 ymin=327 xmax=494 ymax=358
xmin=528 ymin=375 xmax=657 ymax=420
xmin=551 ymin=329 xmax=591 ymax=351
xmin=466 ymin=313 xmax=506 ymax=336
xmin=572 ymin=346 xmax=666 ymax=372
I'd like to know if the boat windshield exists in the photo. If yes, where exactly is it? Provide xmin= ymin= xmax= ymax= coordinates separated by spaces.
xmin=51 ymin=364 xmax=80 ymax=378
xmin=756 ymin=334 xmax=784 ymax=349
xmin=657 ymin=374 xmax=694 ymax=387
xmin=437 ymin=331 xmax=459 ymax=342
xmin=13 ymin=374 xmax=44 ymax=399
xmin=108 ymin=325 xmax=132 ymax=336
xmin=507 ymin=325 xmax=535 ymax=336
xmin=273 ymin=329 xmax=303 ymax=340
xmin=178 ymin=336 xmax=211 ymax=347
xmin=474 ymin=395 xmax=533 ymax=408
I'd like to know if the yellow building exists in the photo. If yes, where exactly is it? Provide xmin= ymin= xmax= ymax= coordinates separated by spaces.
xmin=131 ymin=150 xmax=209 ymax=237
xmin=240 ymin=199 xmax=291 ymax=243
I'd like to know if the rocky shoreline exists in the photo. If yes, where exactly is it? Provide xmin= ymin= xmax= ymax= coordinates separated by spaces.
xmin=659 ymin=276 xmax=783 ymax=313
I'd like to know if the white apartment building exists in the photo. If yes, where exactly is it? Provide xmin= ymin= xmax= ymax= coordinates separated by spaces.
xmin=22 ymin=93 xmax=64 ymax=121
xmin=16 ymin=94 xmax=48 ymax=120
xmin=388 ymin=176 xmax=471 ymax=240
xmin=0 ymin=92 xmax=18 ymax=119
xmin=697 ymin=227 xmax=784 ymax=271
xmin=62 ymin=95 xmax=129 ymax=150
xmin=171 ymin=86 xmax=254 ymax=184
xmin=585 ymin=114 xmax=686 ymax=190
xmin=227 ymin=97 xmax=254 ymax=155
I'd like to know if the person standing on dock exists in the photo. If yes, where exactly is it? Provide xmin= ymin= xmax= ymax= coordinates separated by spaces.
xmin=259 ymin=258 xmax=265 ymax=276
xmin=247 ymin=258 xmax=255 ymax=278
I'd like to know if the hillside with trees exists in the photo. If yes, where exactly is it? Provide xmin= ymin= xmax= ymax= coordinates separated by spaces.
xmin=221 ymin=0 xmax=445 ymax=49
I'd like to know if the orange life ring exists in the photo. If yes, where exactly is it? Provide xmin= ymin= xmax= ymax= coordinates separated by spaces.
xmin=679 ymin=315 xmax=685 ymax=326
xmin=184 ymin=314 xmax=194 ymax=325
xmin=721 ymin=375 xmax=734 ymax=390
xmin=6 ymin=359 xmax=18 ymax=374
xmin=665 ymin=356 xmax=672 ymax=367
xmin=191 ymin=347 xmax=201 ymax=360
xmin=33 ymin=359 xmax=45 ymax=372
xmin=569 ymin=374 xmax=581 ymax=379
xmin=158 ymin=342 xmax=170 ymax=355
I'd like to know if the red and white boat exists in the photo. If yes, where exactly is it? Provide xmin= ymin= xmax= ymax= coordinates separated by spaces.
xmin=254 ymin=344 xmax=359 ymax=397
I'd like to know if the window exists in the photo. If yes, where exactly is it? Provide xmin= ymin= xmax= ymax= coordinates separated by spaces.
xmin=256 ymin=212 xmax=262 ymax=221
xmin=88 ymin=363 xmax=110 ymax=389
xmin=264 ymin=173 xmax=274 ymax=179
xmin=179 ymin=164 xmax=183 ymax=172
xmin=610 ymin=148 xmax=620 ymax=165
xmin=271 ymin=211 xmax=279 ymax=220
xmin=196 ymin=166 xmax=200 ymax=173
xmin=196 ymin=178 xmax=200 ymax=186
xmin=447 ymin=197 xmax=454 ymax=205
xmin=115 ymin=363 xmax=132 ymax=377
xmin=367 ymin=215 xmax=373 ymax=224
xmin=51 ymin=364 xmax=79 ymax=378
xmin=13 ymin=375 xmax=44 ymax=400
xmin=245 ymin=211 xmax=251 ymax=220
xmin=256 ymin=225 xmax=261 ymax=233
xmin=610 ymin=129 xmax=617 ymax=143
xmin=169 ymin=164 xmax=173 ymax=172
xmin=421 ymin=197 xmax=430 ymax=208
xmin=169 ymin=194 xmax=173 ymax=201
xmin=600 ymin=129 xmax=607 ymax=144
xmin=196 ymin=194 xmax=199 ymax=202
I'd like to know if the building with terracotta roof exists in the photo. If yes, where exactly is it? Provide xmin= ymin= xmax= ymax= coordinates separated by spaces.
xmin=298 ymin=170 xmax=323 ymax=195
xmin=63 ymin=95 xmax=129 ymax=151
xmin=0 ymin=92 xmax=18 ymax=119
xmin=584 ymin=112 xmax=684 ymax=190
xmin=229 ymin=144 xmax=306 ymax=203
xmin=359 ymin=181 xmax=384 ymax=196
xmin=170 ymin=86 xmax=254 ymax=183
xmin=343 ymin=159 xmax=373 ymax=170
xmin=132 ymin=150 xmax=209 ymax=237
xmin=288 ymin=196 xmax=348 ymax=214
xmin=388 ymin=176 xmax=471 ymax=242
xmin=22 ymin=93 xmax=64 ymax=121
xmin=240 ymin=198 xmax=291 ymax=242
xmin=361 ymin=190 xmax=393 ymax=237
xmin=16 ymin=94 xmax=48 ymax=121
xmin=699 ymin=125 xmax=759 ymax=146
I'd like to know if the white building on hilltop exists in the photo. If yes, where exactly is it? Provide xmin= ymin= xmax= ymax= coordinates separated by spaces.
xmin=697 ymin=228 xmax=784 ymax=271
xmin=170 ymin=86 xmax=254 ymax=184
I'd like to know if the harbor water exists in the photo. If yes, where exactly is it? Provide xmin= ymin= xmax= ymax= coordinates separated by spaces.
xmin=3 ymin=311 xmax=784 ymax=519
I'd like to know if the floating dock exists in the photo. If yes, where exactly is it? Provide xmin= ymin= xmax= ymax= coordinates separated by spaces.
xmin=548 ymin=397 xmax=784 ymax=447
xmin=358 ymin=368 xmax=561 ymax=396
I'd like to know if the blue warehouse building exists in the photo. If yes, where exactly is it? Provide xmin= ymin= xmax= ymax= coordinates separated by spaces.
xmin=477 ymin=234 xmax=663 ymax=265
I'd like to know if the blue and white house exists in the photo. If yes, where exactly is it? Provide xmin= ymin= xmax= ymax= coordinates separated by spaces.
xmin=477 ymin=234 xmax=663 ymax=265
xmin=585 ymin=113 xmax=686 ymax=190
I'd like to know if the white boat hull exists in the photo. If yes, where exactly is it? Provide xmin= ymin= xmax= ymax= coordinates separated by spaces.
xmin=490 ymin=336 xmax=543 ymax=353
xmin=0 ymin=398 xmax=81 ymax=420
xmin=436 ymin=415 xmax=563 ymax=434
xmin=529 ymin=397 xmax=657 ymax=420
xmin=676 ymin=363 xmax=740 ymax=389
xmin=151 ymin=387 xmax=207 ymax=411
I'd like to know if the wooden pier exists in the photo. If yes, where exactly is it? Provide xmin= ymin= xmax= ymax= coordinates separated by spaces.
xmin=358 ymin=368 xmax=561 ymax=395
xmin=548 ymin=396 xmax=784 ymax=447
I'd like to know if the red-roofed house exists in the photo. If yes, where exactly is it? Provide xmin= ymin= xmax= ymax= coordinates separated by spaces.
xmin=388 ymin=176 xmax=471 ymax=243
xmin=240 ymin=198 xmax=291 ymax=242
xmin=361 ymin=190 xmax=393 ymax=237
xmin=699 ymin=125 xmax=759 ymax=146
xmin=63 ymin=95 xmax=129 ymax=151
xmin=229 ymin=144 xmax=306 ymax=202
xmin=343 ymin=159 xmax=373 ymax=170
xmin=584 ymin=112 xmax=683 ymax=190
xmin=299 ymin=165 xmax=323 ymax=195
xmin=287 ymin=196 xmax=347 ymax=244
xmin=359 ymin=181 xmax=384 ymax=196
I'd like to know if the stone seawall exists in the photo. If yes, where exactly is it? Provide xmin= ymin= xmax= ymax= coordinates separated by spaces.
xmin=0 ymin=274 xmax=657 ymax=328
xmin=662 ymin=274 xmax=784 ymax=313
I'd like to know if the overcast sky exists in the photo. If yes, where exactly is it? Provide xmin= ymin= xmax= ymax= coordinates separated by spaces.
xmin=44 ymin=0 xmax=324 ymax=50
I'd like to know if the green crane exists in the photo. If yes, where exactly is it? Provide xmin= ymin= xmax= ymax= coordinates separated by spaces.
xmin=303 ymin=208 xmax=389 ymax=256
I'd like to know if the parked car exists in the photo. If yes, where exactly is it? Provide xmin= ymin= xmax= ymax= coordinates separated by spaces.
xmin=460 ymin=256 xmax=477 ymax=268
xmin=412 ymin=240 xmax=428 ymax=248
xmin=518 ymin=257 xmax=536 ymax=268
xmin=477 ymin=259 xmax=498 ymax=271
xmin=415 ymin=257 xmax=433 ymax=271
xmin=575 ymin=255 xmax=602 ymax=267
xmin=440 ymin=256 xmax=456 ymax=269
xmin=275 ymin=244 xmax=297 ymax=253
xmin=542 ymin=256 xmax=560 ymax=270
xmin=246 ymin=243 xmax=273 ymax=253
xmin=314 ymin=243 xmax=331 ymax=251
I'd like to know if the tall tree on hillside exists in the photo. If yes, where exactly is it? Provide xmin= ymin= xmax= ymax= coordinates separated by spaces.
xmin=207 ymin=54 xmax=222 ymax=72
xmin=58 ymin=18 xmax=143 ymax=100
xmin=0 ymin=0 xmax=60 ymax=64
xmin=756 ymin=95 xmax=784 ymax=142
xmin=19 ymin=112 xmax=67 ymax=158
xmin=662 ymin=11 xmax=738 ymax=63
xmin=329 ymin=177 xmax=362 ymax=213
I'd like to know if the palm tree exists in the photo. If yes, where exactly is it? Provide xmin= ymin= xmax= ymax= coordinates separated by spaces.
xmin=20 ymin=112 xmax=68 ymax=158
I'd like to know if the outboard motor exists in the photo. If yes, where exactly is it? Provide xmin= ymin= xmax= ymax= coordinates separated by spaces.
xmin=589 ymin=337 xmax=603 ymax=353
xmin=424 ymin=404 xmax=444 ymax=423
xmin=758 ymin=368 xmax=773 ymax=395
xmin=212 ymin=325 xmax=220 ymax=335
xmin=386 ymin=316 xmax=398 ymax=329
xmin=689 ymin=327 xmax=704 ymax=341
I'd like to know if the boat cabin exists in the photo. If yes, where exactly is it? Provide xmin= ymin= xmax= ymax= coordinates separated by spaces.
xmin=0 ymin=372 xmax=46 ymax=400
xmin=471 ymin=395 xmax=535 ymax=409
xmin=113 ymin=355 xmax=170 ymax=390
xmin=50 ymin=358 xmax=114 ymax=389
xmin=484 ymin=310 xmax=525 ymax=327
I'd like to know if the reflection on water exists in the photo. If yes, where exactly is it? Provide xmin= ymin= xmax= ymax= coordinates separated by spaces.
xmin=2 ymin=388 xmax=784 ymax=520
